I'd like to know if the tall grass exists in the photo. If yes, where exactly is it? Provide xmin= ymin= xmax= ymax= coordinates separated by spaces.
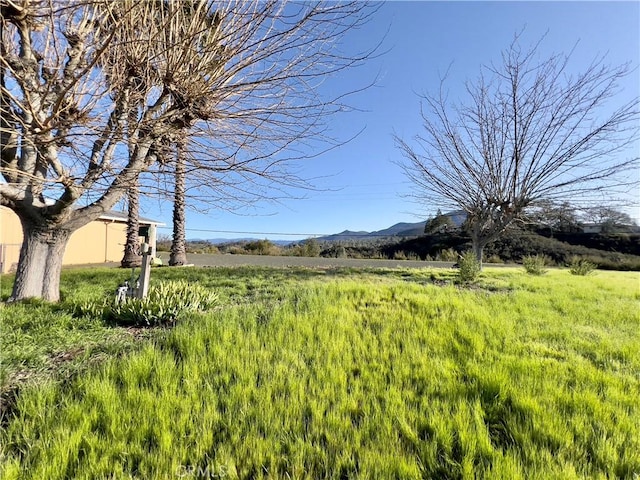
xmin=1 ymin=268 xmax=639 ymax=478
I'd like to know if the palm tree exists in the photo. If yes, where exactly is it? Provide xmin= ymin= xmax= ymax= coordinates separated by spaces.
xmin=168 ymin=2 xmax=223 ymax=266
xmin=169 ymin=139 xmax=188 ymax=265
xmin=121 ymin=174 xmax=142 ymax=268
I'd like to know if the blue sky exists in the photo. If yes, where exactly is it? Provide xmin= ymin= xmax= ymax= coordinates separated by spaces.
xmin=146 ymin=1 xmax=640 ymax=241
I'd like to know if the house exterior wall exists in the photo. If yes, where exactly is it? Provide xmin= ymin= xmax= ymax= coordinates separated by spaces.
xmin=63 ymin=220 xmax=128 ymax=266
xmin=0 ymin=207 xmax=128 ymax=273
xmin=0 ymin=207 xmax=23 ymax=274
xmin=582 ymin=224 xmax=603 ymax=234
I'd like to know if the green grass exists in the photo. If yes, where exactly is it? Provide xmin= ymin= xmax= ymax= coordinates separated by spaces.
xmin=1 ymin=267 xmax=639 ymax=478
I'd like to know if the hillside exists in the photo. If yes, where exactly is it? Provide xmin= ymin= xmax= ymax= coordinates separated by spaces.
xmin=316 ymin=211 xmax=467 ymax=242
xmin=382 ymin=231 xmax=640 ymax=270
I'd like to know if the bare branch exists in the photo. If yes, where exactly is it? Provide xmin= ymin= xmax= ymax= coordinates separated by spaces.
xmin=396 ymin=35 xmax=639 ymax=264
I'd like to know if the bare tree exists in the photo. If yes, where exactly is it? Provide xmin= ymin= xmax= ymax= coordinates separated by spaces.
xmin=1 ymin=0 xmax=377 ymax=301
xmin=582 ymin=206 xmax=636 ymax=233
xmin=395 ymin=35 xmax=639 ymax=265
xmin=526 ymin=200 xmax=581 ymax=236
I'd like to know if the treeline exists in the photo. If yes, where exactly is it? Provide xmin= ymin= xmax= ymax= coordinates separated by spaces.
xmin=384 ymin=232 xmax=640 ymax=271
xmin=156 ymin=231 xmax=640 ymax=270
xmin=157 ymin=238 xmax=322 ymax=258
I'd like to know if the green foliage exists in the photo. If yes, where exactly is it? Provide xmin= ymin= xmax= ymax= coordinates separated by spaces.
xmin=67 ymin=280 xmax=219 ymax=327
xmin=487 ymin=232 xmax=640 ymax=270
xmin=424 ymin=210 xmax=455 ymax=234
xmin=393 ymin=250 xmax=420 ymax=260
xmin=381 ymin=231 xmax=640 ymax=270
xmin=151 ymin=256 xmax=164 ymax=266
xmin=69 ymin=298 xmax=109 ymax=318
xmin=522 ymin=254 xmax=549 ymax=275
xmin=568 ymin=256 xmax=597 ymax=276
xmin=163 ymin=239 xmax=220 ymax=254
xmin=1 ymin=290 xmax=140 ymax=400
xmin=288 ymin=238 xmax=321 ymax=257
xmin=485 ymin=254 xmax=503 ymax=264
xmin=108 ymin=280 xmax=218 ymax=327
xmin=244 ymin=239 xmax=278 ymax=255
xmin=155 ymin=235 xmax=172 ymax=252
xmin=437 ymin=247 xmax=459 ymax=262
xmin=457 ymin=250 xmax=481 ymax=282
xmin=2 ymin=269 xmax=639 ymax=478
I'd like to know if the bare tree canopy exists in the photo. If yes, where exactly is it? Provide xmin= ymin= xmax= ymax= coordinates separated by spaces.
xmin=395 ymin=34 xmax=639 ymax=264
xmin=0 ymin=0 xmax=378 ymax=301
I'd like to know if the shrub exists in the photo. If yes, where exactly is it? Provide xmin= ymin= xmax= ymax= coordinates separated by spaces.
xmin=438 ymin=248 xmax=459 ymax=262
xmin=245 ymin=239 xmax=279 ymax=255
xmin=151 ymin=257 xmax=163 ymax=266
xmin=485 ymin=254 xmax=503 ymax=264
xmin=568 ymin=256 xmax=597 ymax=276
xmin=69 ymin=298 xmax=110 ymax=318
xmin=457 ymin=251 xmax=480 ymax=283
xmin=71 ymin=280 xmax=218 ymax=327
xmin=289 ymin=239 xmax=321 ymax=257
xmin=522 ymin=254 xmax=549 ymax=275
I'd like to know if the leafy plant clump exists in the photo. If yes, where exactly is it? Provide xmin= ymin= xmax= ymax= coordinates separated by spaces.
xmin=438 ymin=247 xmax=459 ymax=262
xmin=522 ymin=254 xmax=549 ymax=275
xmin=72 ymin=280 xmax=218 ymax=327
xmin=568 ymin=256 xmax=597 ymax=276
xmin=457 ymin=250 xmax=481 ymax=283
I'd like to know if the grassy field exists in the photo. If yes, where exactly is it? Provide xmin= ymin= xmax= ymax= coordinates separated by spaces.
xmin=1 ymin=266 xmax=639 ymax=479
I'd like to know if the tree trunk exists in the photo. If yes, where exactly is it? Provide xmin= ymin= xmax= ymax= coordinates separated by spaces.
xmin=169 ymin=141 xmax=187 ymax=266
xmin=121 ymin=176 xmax=142 ymax=268
xmin=470 ymin=227 xmax=485 ymax=269
xmin=9 ymin=224 xmax=71 ymax=302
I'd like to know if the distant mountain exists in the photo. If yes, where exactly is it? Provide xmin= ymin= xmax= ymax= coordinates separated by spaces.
xmin=189 ymin=238 xmax=293 ymax=246
xmin=186 ymin=212 xmax=468 ymax=245
xmin=314 ymin=230 xmax=371 ymax=241
xmin=314 ymin=222 xmax=427 ymax=242
xmin=371 ymin=222 xmax=427 ymax=237
xmin=315 ymin=211 xmax=467 ymax=243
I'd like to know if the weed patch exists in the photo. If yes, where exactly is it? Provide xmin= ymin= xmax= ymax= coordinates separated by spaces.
xmin=1 ymin=267 xmax=639 ymax=478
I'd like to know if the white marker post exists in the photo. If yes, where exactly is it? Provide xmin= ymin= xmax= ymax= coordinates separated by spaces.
xmin=137 ymin=242 xmax=152 ymax=298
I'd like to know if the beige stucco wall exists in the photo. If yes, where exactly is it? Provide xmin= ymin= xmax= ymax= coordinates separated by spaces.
xmin=0 ymin=207 xmax=23 ymax=274
xmin=63 ymin=220 xmax=128 ymax=266
xmin=0 ymin=207 xmax=127 ymax=273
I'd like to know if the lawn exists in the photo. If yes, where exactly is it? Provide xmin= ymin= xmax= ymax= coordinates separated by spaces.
xmin=1 ymin=266 xmax=639 ymax=479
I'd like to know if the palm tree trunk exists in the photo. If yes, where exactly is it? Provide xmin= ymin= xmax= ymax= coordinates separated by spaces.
xmin=121 ymin=175 xmax=142 ymax=268
xmin=169 ymin=139 xmax=188 ymax=266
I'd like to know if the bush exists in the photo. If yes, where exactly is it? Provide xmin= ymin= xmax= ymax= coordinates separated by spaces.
xmin=485 ymin=254 xmax=503 ymax=264
xmin=70 ymin=298 xmax=110 ymax=318
xmin=457 ymin=251 xmax=480 ymax=283
xmin=438 ymin=248 xmax=459 ymax=262
xmin=393 ymin=250 xmax=407 ymax=260
xmin=568 ymin=257 xmax=597 ymax=276
xmin=71 ymin=280 xmax=218 ymax=327
xmin=522 ymin=254 xmax=548 ymax=275
xmin=151 ymin=257 xmax=163 ymax=266
xmin=245 ymin=239 xmax=280 ymax=256
xmin=289 ymin=239 xmax=321 ymax=257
